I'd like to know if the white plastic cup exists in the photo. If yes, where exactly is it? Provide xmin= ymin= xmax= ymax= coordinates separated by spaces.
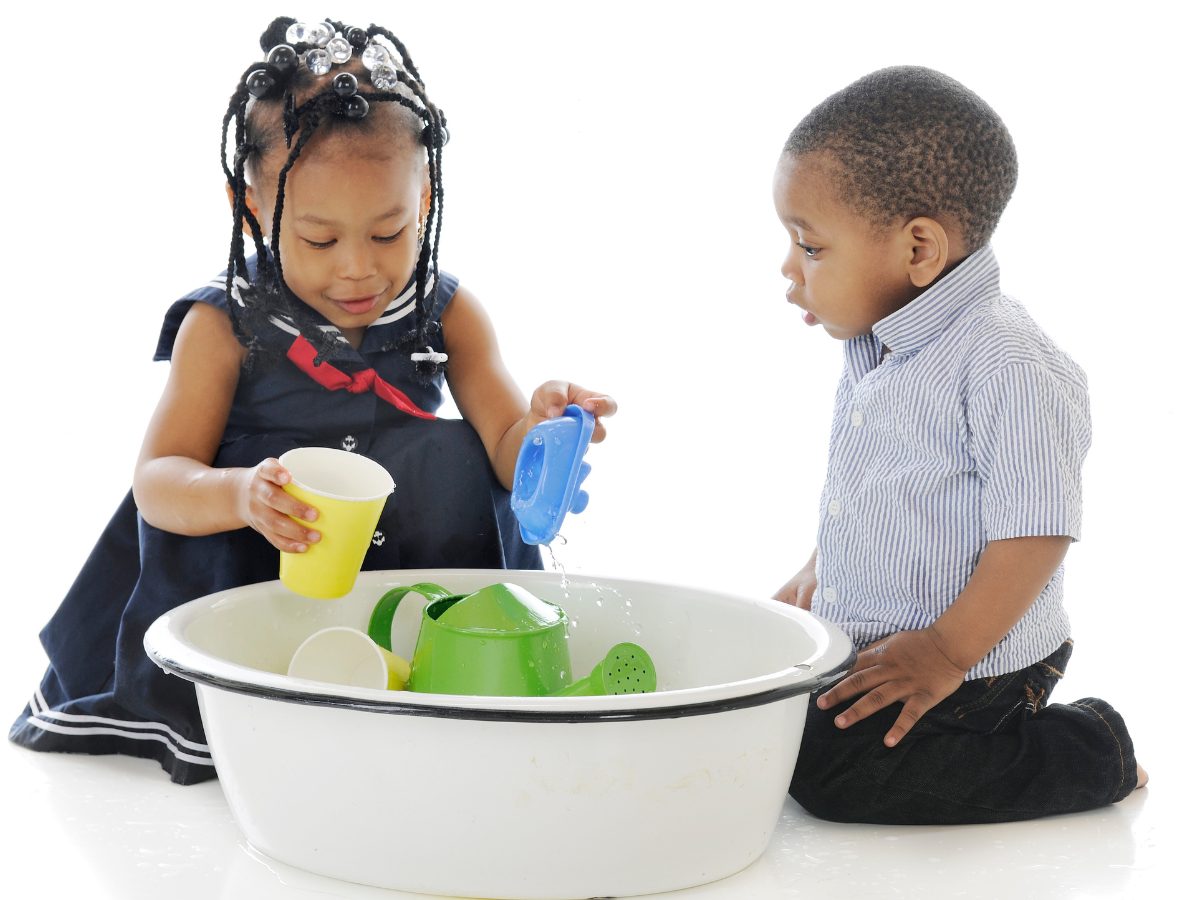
xmin=287 ymin=627 xmax=410 ymax=690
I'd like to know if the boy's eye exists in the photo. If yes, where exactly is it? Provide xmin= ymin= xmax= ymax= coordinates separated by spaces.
xmin=797 ymin=242 xmax=821 ymax=258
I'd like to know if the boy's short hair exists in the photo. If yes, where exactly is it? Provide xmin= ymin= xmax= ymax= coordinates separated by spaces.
xmin=784 ymin=66 xmax=1018 ymax=250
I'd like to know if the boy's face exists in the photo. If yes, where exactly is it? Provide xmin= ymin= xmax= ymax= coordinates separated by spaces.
xmin=249 ymin=136 xmax=429 ymax=346
xmin=772 ymin=152 xmax=918 ymax=340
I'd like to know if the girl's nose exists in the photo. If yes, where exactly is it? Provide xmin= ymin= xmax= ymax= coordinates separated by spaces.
xmin=337 ymin=243 xmax=378 ymax=280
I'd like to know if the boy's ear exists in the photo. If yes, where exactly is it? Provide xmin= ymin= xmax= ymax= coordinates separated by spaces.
xmin=225 ymin=182 xmax=264 ymax=238
xmin=904 ymin=217 xmax=951 ymax=289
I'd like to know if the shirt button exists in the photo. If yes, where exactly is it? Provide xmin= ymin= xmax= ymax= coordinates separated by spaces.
xmin=850 ymin=409 xmax=864 ymax=427
xmin=341 ymin=435 xmax=358 ymax=452
xmin=827 ymin=499 xmax=843 ymax=517
xmin=822 ymin=586 xmax=838 ymax=603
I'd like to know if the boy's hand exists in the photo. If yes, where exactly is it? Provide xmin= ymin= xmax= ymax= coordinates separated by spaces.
xmin=816 ymin=627 xmax=968 ymax=747
xmin=773 ymin=551 xmax=818 ymax=609
xmin=529 ymin=380 xmax=618 ymax=443
xmin=236 ymin=458 xmax=322 ymax=553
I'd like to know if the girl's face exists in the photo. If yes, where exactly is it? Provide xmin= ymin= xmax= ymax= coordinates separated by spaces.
xmin=251 ymin=137 xmax=429 ymax=347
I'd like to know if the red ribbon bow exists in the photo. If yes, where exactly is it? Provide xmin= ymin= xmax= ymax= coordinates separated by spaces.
xmin=286 ymin=335 xmax=435 ymax=420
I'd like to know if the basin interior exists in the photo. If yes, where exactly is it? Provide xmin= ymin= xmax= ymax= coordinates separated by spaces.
xmin=180 ymin=569 xmax=835 ymax=694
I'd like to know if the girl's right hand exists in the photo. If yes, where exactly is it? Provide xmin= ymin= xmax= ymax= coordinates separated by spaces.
xmin=236 ymin=458 xmax=322 ymax=553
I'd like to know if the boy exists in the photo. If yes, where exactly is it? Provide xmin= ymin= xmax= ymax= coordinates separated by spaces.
xmin=772 ymin=66 xmax=1145 ymax=824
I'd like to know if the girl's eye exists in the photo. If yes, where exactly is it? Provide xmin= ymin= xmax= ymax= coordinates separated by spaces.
xmin=303 ymin=238 xmax=335 ymax=250
xmin=374 ymin=228 xmax=404 ymax=244
xmin=798 ymin=242 xmax=820 ymax=258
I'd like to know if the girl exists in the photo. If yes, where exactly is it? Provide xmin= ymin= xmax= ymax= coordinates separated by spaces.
xmin=10 ymin=16 xmax=615 ymax=784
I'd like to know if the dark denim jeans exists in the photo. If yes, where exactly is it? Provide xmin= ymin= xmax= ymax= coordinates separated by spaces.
xmin=790 ymin=641 xmax=1139 ymax=824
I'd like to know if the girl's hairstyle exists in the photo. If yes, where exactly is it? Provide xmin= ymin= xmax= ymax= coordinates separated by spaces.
xmin=222 ymin=16 xmax=449 ymax=376
xmin=784 ymin=66 xmax=1017 ymax=251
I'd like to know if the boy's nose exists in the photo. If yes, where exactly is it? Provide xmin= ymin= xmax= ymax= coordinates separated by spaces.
xmin=781 ymin=256 xmax=804 ymax=286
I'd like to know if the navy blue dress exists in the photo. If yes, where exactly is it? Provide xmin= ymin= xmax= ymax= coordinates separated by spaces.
xmin=10 ymin=261 xmax=541 ymax=784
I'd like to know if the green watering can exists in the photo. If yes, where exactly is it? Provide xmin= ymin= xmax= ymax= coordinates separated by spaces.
xmin=368 ymin=582 xmax=656 ymax=698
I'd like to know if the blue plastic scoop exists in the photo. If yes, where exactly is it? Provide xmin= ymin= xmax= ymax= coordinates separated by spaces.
xmin=510 ymin=404 xmax=594 ymax=545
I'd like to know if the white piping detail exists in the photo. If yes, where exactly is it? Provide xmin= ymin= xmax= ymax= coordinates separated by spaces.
xmin=24 ymin=717 xmax=216 ymax=767
xmin=30 ymin=688 xmax=211 ymax=756
xmin=267 ymin=315 xmax=299 ymax=337
xmin=370 ymin=296 xmax=417 ymax=327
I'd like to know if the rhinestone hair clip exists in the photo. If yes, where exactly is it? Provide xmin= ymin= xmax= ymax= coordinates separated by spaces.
xmin=243 ymin=20 xmax=407 ymax=120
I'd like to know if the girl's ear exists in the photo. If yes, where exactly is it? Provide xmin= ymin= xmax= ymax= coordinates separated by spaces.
xmin=904 ymin=217 xmax=951 ymax=289
xmin=226 ymin=183 xmax=264 ymax=238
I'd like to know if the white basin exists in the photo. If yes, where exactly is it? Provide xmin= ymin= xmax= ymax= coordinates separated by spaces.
xmin=144 ymin=569 xmax=853 ymax=899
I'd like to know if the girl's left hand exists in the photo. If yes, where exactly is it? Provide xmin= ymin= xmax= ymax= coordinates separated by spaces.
xmin=529 ymin=381 xmax=618 ymax=443
xmin=816 ymin=627 xmax=968 ymax=747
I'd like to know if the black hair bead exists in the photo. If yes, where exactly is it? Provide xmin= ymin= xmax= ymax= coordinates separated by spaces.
xmin=245 ymin=68 xmax=276 ymax=99
xmin=345 ymin=27 xmax=368 ymax=49
xmin=421 ymin=123 xmax=450 ymax=148
xmin=266 ymin=44 xmax=298 ymax=72
xmin=332 ymin=72 xmax=359 ymax=97
xmin=341 ymin=95 xmax=370 ymax=119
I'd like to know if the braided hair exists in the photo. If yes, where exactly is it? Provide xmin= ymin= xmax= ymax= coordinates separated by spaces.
xmin=221 ymin=16 xmax=449 ymax=377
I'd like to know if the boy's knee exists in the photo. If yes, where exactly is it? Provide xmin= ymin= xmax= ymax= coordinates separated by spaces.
xmin=788 ymin=773 xmax=863 ymax=823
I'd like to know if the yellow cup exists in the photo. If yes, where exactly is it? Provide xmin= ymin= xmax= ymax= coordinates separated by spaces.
xmin=287 ymin=626 xmax=411 ymax=690
xmin=278 ymin=447 xmax=395 ymax=599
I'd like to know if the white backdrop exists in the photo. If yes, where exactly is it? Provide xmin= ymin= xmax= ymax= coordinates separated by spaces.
xmin=2 ymin=0 xmax=1196 ymax=760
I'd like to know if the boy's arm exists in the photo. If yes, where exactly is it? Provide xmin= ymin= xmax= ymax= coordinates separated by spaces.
xmin=773 ymin=547 xmax=818 ymax=609
xmin=817 ymin=534 xmax=1070 ymax=747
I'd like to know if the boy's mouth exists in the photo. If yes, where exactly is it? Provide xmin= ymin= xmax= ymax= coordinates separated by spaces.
xmin=786 ymin=290 xmax=818 ymax=326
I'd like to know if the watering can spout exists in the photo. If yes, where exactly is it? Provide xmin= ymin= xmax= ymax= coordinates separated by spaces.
xmin=551 ymin=643 xmax=657 ymax=697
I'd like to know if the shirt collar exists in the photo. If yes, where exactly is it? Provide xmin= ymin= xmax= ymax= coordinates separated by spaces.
xmin=872 ymin=244 xmax=1001 ymax=357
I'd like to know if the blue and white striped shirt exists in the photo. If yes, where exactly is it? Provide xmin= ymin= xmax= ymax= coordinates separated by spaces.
xmin=812 ymin=245 xmax=1090 ymax=679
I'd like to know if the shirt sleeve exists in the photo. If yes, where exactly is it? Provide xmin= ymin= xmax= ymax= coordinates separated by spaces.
xmin=967 ymin=361 xmax=1092 ymax=541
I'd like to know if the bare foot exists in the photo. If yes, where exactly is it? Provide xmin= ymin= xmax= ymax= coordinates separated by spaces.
xmin=1136 ymin=763 xmax=1149 ymax=789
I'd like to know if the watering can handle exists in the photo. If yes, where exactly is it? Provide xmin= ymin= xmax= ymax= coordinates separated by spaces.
xmin=368 ymin=583 xmax=455 ymax=652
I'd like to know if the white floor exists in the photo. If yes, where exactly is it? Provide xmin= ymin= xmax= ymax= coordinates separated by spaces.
xmin=1 ymin=728 xmax=1186 ymax=899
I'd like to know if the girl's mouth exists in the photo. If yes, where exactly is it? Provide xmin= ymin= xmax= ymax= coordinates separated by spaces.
xmin=330 ymin=294 xmax=380 ymax=316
